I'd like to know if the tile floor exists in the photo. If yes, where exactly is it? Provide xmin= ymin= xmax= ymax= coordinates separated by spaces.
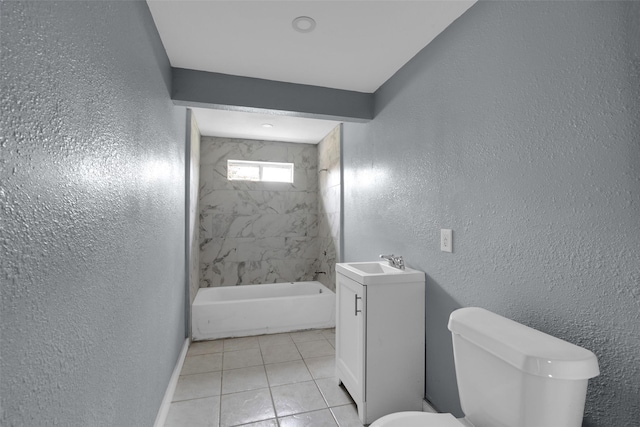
xmin=164 ymin=328 xmax=365 ymax=427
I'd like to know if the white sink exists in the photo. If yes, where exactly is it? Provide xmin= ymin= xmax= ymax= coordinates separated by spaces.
xmin=348 ymin=263 xmax=388 ymax=274
xmin=336 ymin=261 xmax=425 ymax=285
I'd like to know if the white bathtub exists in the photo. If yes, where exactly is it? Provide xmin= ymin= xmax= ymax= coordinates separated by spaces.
xmin=192 ymin=281 xmax=336 ymax=341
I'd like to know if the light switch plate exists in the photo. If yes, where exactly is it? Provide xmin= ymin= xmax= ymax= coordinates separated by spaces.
xmin=441 ymin=229 xmax=453 ymax=253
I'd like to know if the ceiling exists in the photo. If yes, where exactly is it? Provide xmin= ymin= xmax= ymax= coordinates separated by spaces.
xmin=147 ymin=0 xmax=476 ymax=143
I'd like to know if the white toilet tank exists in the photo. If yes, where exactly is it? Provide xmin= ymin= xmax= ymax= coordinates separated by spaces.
xmin=448 ymin=308 xmax=599 ymax=427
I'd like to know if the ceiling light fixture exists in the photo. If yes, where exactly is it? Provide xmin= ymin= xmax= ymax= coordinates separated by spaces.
xmin=292 ymin=16 xmax=316 ymax=34
xmin=262 ymin=123 xmax=274 ymax=128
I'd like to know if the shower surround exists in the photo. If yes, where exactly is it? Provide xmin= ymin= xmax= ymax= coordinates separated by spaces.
xmin=199 ymin=133 xmax=340 ymax=289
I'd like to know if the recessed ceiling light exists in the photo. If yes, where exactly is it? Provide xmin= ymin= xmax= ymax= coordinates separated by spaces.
xmin=292 ymin=16 xmax=316 ymax=33
xmin=262 ymin=123 xmax=274 ymax=128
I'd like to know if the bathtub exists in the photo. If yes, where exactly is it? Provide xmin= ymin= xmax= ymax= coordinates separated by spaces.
xmin=192 ymin=281 xmax=336 ymax=341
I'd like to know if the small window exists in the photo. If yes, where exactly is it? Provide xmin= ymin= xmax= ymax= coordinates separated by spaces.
xmin=227 ymin=160 xmax=294 ymax=183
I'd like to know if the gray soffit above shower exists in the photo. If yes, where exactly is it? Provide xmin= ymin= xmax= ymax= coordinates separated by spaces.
xmin=147 ymin=0 xmax=476 ymax=142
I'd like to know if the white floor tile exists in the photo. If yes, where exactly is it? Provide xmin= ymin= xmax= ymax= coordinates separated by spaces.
xmin=260 ymin=343 xmax=302 ymax=365
xmin=221 ymin=365 xmax=268 ymax=395
xmin=164 ymin=396 xmax=220 ymax=427
xmin=182 ymin=353 xmax=224 ymax=375
xmin=330 ymin=404 xmax=364 ymax=427
xmin=279 ymin=408 xmax=338 ymax=426
xmin=224 ymin=336 xmax=260 ymax=352
xmin=220 ymin=388 xmax=275 ymax=427
xmin=271 ymin=380 xmax=327 ymax=417
xmin=321 ymin=330 xmax=336 ymax=348
xmin=321 ymin=329 xmax=336 ymax=339
xmin=296 ymin=339 xmax=335 ymax=359
xmin=173 ymin=371 xmax=222 ymax=402
xmin=304 ymin=355 xmax=336 ymax=379
xmin=315 ymin=378 xmax=354 ymax=407
xmin=258 ymin=333 xmax=294 ymax=348
xmin=265 ymin=360 xmax=312 ymax=386
xmin=188 ymin=340 xmax=224 ymax=356
xmin=167 ymin=329 xmax=347 ymax=427
xmin=290 ymin=330 xmax=326 ymax=343
xmin=236 ymin=420 xmax=278 ymax=427
xmin=223 ymin=348 xmax=263 ymax=370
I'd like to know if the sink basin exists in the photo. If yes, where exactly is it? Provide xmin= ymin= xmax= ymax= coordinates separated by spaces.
xmin=336 ymin=261 xmax=424 ymax=285
xmin=348 ymin=262 xmax=388 ymax=274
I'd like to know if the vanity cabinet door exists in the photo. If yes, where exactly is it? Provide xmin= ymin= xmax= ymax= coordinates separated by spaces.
xmin=336 ymin=273 xmax=366 ymax=404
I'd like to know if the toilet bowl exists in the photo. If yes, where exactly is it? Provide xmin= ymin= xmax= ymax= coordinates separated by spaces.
xmin=370 ymin=307 xmax=599 ymax=427
xmin=371 ymin=412 xmax=469 ymax=427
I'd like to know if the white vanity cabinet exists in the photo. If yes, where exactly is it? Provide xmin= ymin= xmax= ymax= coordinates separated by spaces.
xmin=335 ymin=262 xmax=425 ymax=425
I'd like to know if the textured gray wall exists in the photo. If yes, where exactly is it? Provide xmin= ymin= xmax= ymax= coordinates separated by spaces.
xmin=342 ymin=2 xmax=639 ymax=426
xmin=1 ymin=2 xmax=187 ymax=426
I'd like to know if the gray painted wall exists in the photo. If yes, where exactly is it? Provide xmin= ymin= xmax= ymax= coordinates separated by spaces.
xmin=172 ymin=68 xmax=374 ymax=123
xmin=342 ymin=2 xmax=639 ymax=426
xmin=1 ymin=2 xmax=187 ymax=426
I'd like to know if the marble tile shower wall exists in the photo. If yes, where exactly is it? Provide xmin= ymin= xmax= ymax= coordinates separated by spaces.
xmin=199 ymin=137 xmax=320 ymax=287
xmin=317 ymin=126 xmax=341 ymax=291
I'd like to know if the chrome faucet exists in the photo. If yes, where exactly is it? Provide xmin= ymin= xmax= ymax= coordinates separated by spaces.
xmin=379 ymin=254 xmax=405 ymax=270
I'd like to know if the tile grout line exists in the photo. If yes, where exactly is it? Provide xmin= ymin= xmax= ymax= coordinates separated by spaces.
xmin=314 ymin=378 xmax=341 ymax=427
xmin=259 ymin=335 xmax=281 ymax=427
xmin=301 ymin=333 xmax=344 ymax=426
xmin=219 ymin=348 xmax=224 ymax=427
xmin=298 ymin=342 xmax=336 ymax=424
xmin=257 ymin=338 xmax=278 ymax=427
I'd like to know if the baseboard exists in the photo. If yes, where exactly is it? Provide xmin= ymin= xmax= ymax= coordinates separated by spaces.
xmin=154 ymin=338 xmax=190 ymax=427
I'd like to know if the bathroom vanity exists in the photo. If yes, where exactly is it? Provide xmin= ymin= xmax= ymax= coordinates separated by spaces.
xmin=335 ymin=261 xmax=425 ymax=425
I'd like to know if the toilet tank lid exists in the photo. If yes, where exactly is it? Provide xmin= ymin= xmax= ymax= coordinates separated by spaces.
xmin=448 ymin=307 xmax=600 ymax=380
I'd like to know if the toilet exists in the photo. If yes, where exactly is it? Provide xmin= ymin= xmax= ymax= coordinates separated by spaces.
xmin=371 ymin=307 xmax=599 ymax=427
